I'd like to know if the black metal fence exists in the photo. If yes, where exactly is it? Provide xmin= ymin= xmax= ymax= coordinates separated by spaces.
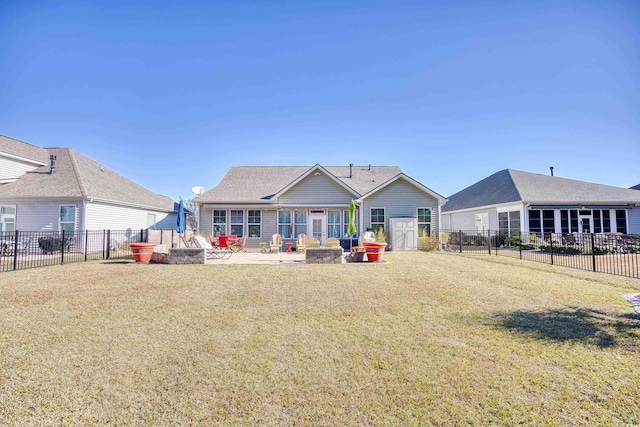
xmin=441 ymin=230 xmax=640 ymax=279
xmin=0 ymin=229 xmax=154 ymax=273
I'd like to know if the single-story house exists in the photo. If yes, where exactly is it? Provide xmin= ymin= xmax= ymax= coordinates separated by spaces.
xmin=196 ymin=164 xmax=446 ymax=251
xmin=441 ymin=169 xmax=640 ymax=236
xmin=0 ymin=134 xmax=177 ymax=234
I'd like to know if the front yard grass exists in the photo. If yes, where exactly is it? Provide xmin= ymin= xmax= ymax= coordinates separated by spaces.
xmin=1 ymin=252 xmax=639 ymax=425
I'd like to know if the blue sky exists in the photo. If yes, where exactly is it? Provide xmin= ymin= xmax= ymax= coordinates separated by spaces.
xmin=1 ymin=0 xmax=638 ymax=201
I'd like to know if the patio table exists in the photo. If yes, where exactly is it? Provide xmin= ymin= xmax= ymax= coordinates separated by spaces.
xmin=285 ymin=242 xmax=294 ymax=252
xmin=259 ymin=242 xmax=267 ymax=253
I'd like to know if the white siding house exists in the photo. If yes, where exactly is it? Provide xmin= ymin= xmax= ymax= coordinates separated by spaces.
xmin=0 ymin=134 xmax=177 ymax=234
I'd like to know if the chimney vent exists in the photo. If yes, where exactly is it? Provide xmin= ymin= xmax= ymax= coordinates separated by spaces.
xmin=368 ymin=164 xmax=371 ymax=171
xmin=550 ymin=166 xmax=554 ymax=177
xmin=349 ymin=163 xmax=353 ymax=178
xmin=49 ymin=155 xmax=57 ymax=174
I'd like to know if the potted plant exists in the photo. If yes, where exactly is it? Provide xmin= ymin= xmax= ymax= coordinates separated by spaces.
xmin=130 ymin=242 xmax=156 ymax=263
xmin=363 ymin=227 xmax=387 ymax=262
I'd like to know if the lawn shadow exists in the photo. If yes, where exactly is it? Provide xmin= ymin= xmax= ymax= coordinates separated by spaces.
xmin=496 ymin=307 xmax=640 ymax=348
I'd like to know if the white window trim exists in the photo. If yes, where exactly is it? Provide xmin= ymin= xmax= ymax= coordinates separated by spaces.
xmin=1 ymin=204 xmax=16 ymax=232
xmin=417 ymin=207 xmax=432 ymax=235
xmin=212 ymin=209 xmax=227 ymax=237
xmin=229 ymin=209 xmax=244 ymax=237
xmin=247 ymin=210 xmax=262 ymax=239
xmin=59 ymin=204 xmax=77 ymax=232
xmin=370 ymin=207 xmax=386 ymax=231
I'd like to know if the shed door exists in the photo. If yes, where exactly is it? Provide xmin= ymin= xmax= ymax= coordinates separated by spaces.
xmin=390 ymin=218 xmax=418 ymax=251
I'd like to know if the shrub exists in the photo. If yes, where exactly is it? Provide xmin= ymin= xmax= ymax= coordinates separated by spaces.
xmin=419 ymin=229 xmax=439 ymax=251
xmin=539 ymin=245 xmax=583 ymax=255
xmin=374 ymin=227 xmax=387 ymax=243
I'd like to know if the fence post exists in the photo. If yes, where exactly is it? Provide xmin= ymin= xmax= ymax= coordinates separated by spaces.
xmin=106 ymin=230 xmax=111 ymax=260
xmin=61 ymin=230 xmax=65 ymax=265
xmin=519 ymin=232 xmax=523 ymax=260
xmin=549 ymin=233 xmax=554 ymax=266
xmin=459 ymin=230 xmax=463 ymax=253
xmin=591 ymin=233 xmax=596 ymax=272
xmin=13 ymin=230 xmax=19 ymax=271
xmin=487 ymin=230 xmax=491 ymax=255
xmin=84 ymin=230 xmax=89 ymax=262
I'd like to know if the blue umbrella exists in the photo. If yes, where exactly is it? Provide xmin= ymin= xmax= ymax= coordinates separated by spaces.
xmin=177 ymin=200 xmax=186 ymax=234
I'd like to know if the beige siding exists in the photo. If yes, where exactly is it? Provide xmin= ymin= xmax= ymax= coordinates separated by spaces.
xmin=279 ymin=174 xmax=354 ymax=204
xmin=362 ymin=178 xmax=440 ymax=236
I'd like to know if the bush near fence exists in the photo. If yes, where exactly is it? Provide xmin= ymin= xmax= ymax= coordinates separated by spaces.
xmin=442 ymin=230 xmax=640 ymax=279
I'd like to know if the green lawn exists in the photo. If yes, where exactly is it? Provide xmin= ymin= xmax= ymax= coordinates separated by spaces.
xmin=1 ymin=252 xmax=639 ymax=425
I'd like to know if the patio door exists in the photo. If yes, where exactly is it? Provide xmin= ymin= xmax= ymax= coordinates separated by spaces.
xmin=308 ymin=213 xmax=326 ymax=245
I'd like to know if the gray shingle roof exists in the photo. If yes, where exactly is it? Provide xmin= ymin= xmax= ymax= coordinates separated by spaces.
xmin=443 ymin=169 xmax=640 ymax=212
xmin=0 ymin=134 xmax=50 ymax=164
xmin=198 ymin=165 xmax=404 ymax=202
xmin=0 ymin=146 xmax=176 ymax=211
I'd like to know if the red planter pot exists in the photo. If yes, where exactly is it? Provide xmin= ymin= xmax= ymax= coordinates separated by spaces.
xmin=363 ymin=242 xmax=387 ymax=262
xmin=130 ymin=242 xmax=156 ymax=263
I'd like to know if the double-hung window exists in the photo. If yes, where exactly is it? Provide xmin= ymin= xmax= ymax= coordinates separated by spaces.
xmin=328 ymin=210 xmax=341 ymax=238
xmin=370 ymin=208 xmax=385 ymax=232
xmin=213 ymin=210 xmax=227 ymax=236
xmin=230 ymin=210 xmax=244 ymax=236
xmin=59 ymin=205 xmax=76 ymax=232
xmin=247 ymin=210 xmax=261 ymax=238
xmin=0 ymin=205 xmax=16 ymax=232
xmin=418 ymin=208 xmax=432 ymax=236
xmin=294 ymin=211 xmax=307 ymax=238
xmin=278 ymin=210 xmax=292 ymax=239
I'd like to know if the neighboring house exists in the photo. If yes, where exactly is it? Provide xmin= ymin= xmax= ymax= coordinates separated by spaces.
xmin=631 ymin=184 xmax=640 ymax=191
xmin=197 ymin=164 xmax=446 ymax=251
xmin=441 ymin=169 xmax=640 ymax=236
xmin=0 ymin=134 xmax=177 ymax=234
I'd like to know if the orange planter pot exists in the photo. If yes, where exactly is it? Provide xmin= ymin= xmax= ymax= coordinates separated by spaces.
xmin=363 ymin=242 xmax=387 ymax=262
xmin=130 ymin=242 xmax=156 ymax=263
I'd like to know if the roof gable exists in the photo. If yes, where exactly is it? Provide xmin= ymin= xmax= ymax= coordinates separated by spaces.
xmin=442 ymin=169 xmax=521 ymax=212
xmin=358 ymin=173 xmax=446 ymax=203
xmin=275 ymin=165 xmax=359 ymax=200
xmin=198 ymin=165 xmax=405 ymax=203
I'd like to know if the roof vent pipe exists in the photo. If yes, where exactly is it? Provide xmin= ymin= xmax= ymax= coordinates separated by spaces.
xmin=49 ymin=155 xmax=57 ymax=174
xmin=368 ymin=164 xmax=371 ymax=171
xmin=550 ymin=166 xmax=554 ymax=177
xmin=349 ymin=163 xmax=353 ymax=178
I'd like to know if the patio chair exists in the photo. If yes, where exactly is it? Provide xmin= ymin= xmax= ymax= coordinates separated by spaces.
xmin=192 ymin=234 xmax=233 ymax=260
xmin=270 ymin=233 xmax=282 ymax=253
xmin=218 ymin=235 xmax=230 ymax=249
xmin=326 ymin=237 xmax=340 ymax=248
xmin=230 ymin=235 xmax=247 ymax=253
xmin=209 ymin=235 xmax=219 ymax=248
xmin=296 ymin=234 xmax=307 ymax=253
xmin=306 ymin=237 xmax=320 ymax=248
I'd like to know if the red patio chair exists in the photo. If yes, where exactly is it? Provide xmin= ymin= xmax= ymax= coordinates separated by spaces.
xmin=218 ymin=235 xmax=230 ymax=249
xmin=230 ymin=235 xmax=247 ymax=253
